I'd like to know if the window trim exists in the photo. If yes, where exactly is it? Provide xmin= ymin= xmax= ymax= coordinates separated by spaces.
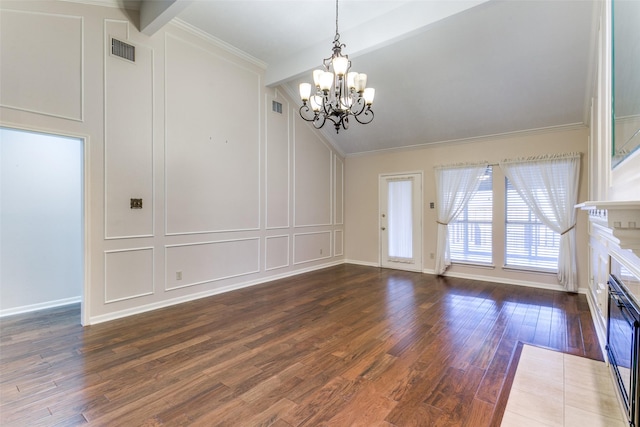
xmin=502 ymin=264 xmax=557 ymax=275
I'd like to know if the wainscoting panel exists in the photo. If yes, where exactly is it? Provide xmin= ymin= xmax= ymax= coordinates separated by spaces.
xmin=104 ymin=20 xmax=154 ymax=239
xmin=0 ymin=10 xmax=83 ymax=121
xmin=293 ymin=118 xmax=332 ymax=227
xmin=265 ymin=91 xmax=290 ymax=229
xmin=334 ymin=155 xmax=344 ymax=225
xmin=293 ymin=231 xmax=332 ymax=265
xmin=265 ymin=235 xmax=290 ymax=271
xmin=164 ymin=33 xmax=261 ymax=235
xmin=104 ymin=247 xmax=154 ymax=303
xmin=165 ymin=238 xmax=260 ymax=290
xmin=334 ymin=230 xmax=344 ymax=257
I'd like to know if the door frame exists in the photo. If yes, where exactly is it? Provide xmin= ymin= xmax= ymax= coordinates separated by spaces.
xmin=379 ymin=171 xmax=423 ymax=272
xmin=1 ymin=123 xmax=89 ymax=325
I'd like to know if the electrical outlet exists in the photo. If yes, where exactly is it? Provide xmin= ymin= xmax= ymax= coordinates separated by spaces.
xmin=430 ymin=252 xmax=434 ymax=259
xmin=320 ymin=249 xmax=323 ymax=255
xmin=176 ymin=271 xmax=182 ymax=281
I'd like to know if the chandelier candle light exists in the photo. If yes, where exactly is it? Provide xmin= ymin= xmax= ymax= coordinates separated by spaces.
xmin=298 ymin=0 xmax=375 ymax=133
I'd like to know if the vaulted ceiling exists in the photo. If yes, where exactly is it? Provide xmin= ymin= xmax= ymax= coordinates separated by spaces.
xmin=114 ymin=0 xmax=599 ymax=155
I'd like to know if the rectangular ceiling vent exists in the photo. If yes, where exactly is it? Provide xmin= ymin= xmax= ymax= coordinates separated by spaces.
xmin=272 ymin=101 xmax=283 ymax=114
xmin=111 ymin=38 xmax=135 ymax=62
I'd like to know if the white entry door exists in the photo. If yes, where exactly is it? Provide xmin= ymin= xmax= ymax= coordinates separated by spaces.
xmin=379 ymin=173 xmax=422 ymax=272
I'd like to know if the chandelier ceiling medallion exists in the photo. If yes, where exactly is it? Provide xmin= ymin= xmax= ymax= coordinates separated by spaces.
xmin=298 ymin=0 xmax=375 ymax=133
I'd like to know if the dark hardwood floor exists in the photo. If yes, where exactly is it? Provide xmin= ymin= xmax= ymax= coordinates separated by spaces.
xmin=0 ymin=264 xmax=602 ymax=426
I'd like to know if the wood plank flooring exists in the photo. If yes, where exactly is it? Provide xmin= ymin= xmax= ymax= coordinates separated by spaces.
xmin=0 ymin=265 xmax=603 ymax=426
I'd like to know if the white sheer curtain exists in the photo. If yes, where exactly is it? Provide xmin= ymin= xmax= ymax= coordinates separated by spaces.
xmin=499 ymin=153 xmax=581 ymax=291
xmin=434 ymin=163 xmax=488 ymax=275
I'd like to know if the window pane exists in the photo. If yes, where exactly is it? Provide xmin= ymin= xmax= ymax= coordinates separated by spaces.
xmin=449 ymin=167 xmax=492 ymax=264
xmin=388 ymin=179 xmax=413 ymax=259
xmin=505 ymin=179 xmax=559 ymax=270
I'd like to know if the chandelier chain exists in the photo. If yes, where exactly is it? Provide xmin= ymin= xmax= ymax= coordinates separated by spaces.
xmin=335 ymin=0 xmax=339 ymax=38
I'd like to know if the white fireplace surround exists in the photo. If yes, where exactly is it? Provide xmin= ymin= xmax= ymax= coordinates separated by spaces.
xmin=578 ymin=200 xmax=640 ymax=357
xmin=578 ymin=201 xmax=640 ymax=258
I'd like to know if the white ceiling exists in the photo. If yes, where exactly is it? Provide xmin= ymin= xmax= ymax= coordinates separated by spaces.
xmin=107 ymin=0 xmax=600 ymax=155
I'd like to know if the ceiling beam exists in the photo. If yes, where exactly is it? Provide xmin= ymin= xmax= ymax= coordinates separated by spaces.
xmin=265 ymin=0 xmax=489 ymax=87
xmin=139 ymin=0 xmax=193 ymax=36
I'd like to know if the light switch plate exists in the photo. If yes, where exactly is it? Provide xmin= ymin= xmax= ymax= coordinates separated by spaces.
xmin=130 ymin=198 xmax=143 ymax=209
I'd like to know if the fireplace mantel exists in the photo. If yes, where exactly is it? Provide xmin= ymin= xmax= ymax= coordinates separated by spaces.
xmin=577 ymin=201 xmax=640 ymax=257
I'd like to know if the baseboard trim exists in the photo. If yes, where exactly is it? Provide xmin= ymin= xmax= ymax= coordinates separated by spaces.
xmin=344 ymin=259 xmax=380 ymax=268
xmin=89 ymin=260 xmax=345 ymax=325
xmin=0 ymin=296 xmax=81 ymax=318
xmin=345 ymin=260 xmax=586 ymax=293
xmin=427 ymin=269 xmax=588 ymax=294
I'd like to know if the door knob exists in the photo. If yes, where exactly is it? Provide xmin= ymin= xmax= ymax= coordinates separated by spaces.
xmin=381 ymin=227 xmax=386 ymax=230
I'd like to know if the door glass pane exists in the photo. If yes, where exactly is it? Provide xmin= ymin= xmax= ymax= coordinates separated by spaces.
xmin=388 ymin=179 xmax=413 ymax=259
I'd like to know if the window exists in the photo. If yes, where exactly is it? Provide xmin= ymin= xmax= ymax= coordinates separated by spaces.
xmin=449 ymin=166 xmax=492 ymax=264
xmin=505 ymin=178 xmax=559 ymax=270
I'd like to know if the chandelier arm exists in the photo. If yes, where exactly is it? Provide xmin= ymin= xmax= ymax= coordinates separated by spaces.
xmin=321 ymin=93 xmax=334 ymax=117
xmin=340 ymin=114 xmax=349 ymax=131
xmin=299 ymin=104 xmax=318 ymax=122
xmin=350 ymin=97 xmax=366 ymax=116
xmin=313 ymin=113 xmax=327 ymax=129
xmin=353 ymin=107 xmax=374 ymax=125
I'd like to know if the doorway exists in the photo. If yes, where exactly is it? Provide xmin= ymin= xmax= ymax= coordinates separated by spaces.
xmin=0 ymin=127 xmax=84 ymax=322
xmin=379 ymin=172 xmax=422 ymax=272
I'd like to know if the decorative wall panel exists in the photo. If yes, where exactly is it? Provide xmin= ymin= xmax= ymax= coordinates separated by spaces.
xmin=165 ymin=34 xmax=260 ymax=234
xmin=104 ymin=21 xmax=154 ymax=238
xmin=104 ymin=248 xmax=154 ymax=303
xmin=0 ymin=10 xmax=83 ymax=121
xmin=265 ymin=235 xmax=289 ymax=271
xmin=294 ymin=119 xmax=332 ymax=227
xmin=334 ymin=155 xmax=344 ymax=225
xmin=165 ymin=238 xmax=260 ymax=290
xmin=293 ymin=231 xmax=332 ymax=265
xmin=266 ymin=92 xmax=290 ymax=229
xmin=334 ymin=230 xmax=344 ymax=256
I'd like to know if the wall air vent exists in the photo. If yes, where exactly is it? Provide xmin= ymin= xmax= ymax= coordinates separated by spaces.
xmin=272 ymin=101 xmax=283 ymax=114
xmin=111 ymin=38 xmax=135 ymax=62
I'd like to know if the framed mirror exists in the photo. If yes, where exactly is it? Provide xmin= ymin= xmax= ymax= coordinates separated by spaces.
xmin=612 ymin=0 xmax=640 ymax=168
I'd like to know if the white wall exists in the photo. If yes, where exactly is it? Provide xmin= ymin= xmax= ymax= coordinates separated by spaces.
xmin=0 ymin=1 xmax=344 ymax=324
xmin=345 ymin=127 xmax=590 ymax=292
xmin=0 ymin=128 xmax=83 ymax=313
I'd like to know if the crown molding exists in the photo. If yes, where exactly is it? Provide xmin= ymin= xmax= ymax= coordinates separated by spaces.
xmin=346 ymin=122 xmax=588 ymax=158
xmin=59 ymin=0 xmax=140 ymax=10
xmin=170 ymin=19 xmax=267 ymax=70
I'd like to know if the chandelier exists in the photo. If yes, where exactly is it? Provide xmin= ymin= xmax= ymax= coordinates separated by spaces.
xmin=298 ymin=0 xmax=375 ymax=133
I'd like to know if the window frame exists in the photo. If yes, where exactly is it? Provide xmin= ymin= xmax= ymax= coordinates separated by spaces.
xmin=504 ymin=177 xmax=559 ymax=273
xmin=448 ymin=166 xmax=494 ymax=267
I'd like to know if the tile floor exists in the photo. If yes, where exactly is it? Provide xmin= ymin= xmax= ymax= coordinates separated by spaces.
xmin=501 ymin=345 xmax=628 ymax=427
